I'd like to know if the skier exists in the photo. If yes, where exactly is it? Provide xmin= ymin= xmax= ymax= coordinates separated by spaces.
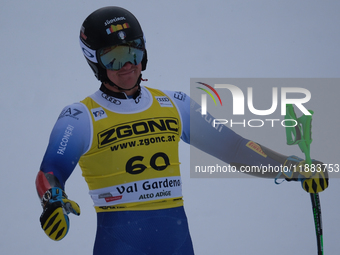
xmin=36 ymin=6 xmax=329 ymax=255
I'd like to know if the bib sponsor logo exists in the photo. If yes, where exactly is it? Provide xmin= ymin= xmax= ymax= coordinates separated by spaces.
xmin=98 ymin=117 xmax=179 ymax=148
xmin=155 ymin=96 xmax=173 ymax=107
xmin=105 ymin=196 xmax=122 ymax=203
xmin=101 ymin=93 xmax=122 ymax=105
xmin=91 ymin=107 xmax=108 ymax=121
xmin=91 ymin=177 xmax=182 ymax=207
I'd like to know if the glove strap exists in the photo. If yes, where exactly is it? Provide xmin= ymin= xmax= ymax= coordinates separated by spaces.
xmin=275 ymin=155 xmax=304 ymax=184
xmin=41 ymin=187 xmax=67 ymax=208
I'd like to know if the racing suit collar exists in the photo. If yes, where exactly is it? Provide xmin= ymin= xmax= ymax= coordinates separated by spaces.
xmin=100 ymin=83 xmax=141 ymax=100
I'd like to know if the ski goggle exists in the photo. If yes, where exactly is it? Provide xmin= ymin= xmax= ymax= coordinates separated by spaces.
xmin=98 ymin=38 xmax=145 ymax=71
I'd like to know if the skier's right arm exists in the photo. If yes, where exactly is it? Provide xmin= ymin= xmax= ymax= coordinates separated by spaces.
xmin=36 ymin=102 xmax=91 ymax=240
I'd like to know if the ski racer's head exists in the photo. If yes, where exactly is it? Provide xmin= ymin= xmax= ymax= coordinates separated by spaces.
xmin=79 ymin=6 xmax=147 ymax=92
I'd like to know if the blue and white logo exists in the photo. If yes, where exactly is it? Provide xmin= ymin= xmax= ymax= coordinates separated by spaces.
xmin=91 ymin=107 xmax=108 ymax=121
xmin=79 ymin=38 xmax=98 ymax=63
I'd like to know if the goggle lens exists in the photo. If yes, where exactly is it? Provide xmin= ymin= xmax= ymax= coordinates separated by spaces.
xmin=99 ymin=39 xmax=144 ymax=71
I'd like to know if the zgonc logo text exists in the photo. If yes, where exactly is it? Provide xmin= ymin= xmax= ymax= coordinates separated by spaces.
xmin=98 ymin=117 xmax=179 ymax=148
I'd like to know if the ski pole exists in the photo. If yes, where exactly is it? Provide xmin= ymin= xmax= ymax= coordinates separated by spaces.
xmin=285 ymin=104 xmax=323 ymax=255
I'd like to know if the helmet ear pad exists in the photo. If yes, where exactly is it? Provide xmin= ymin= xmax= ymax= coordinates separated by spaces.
xmin=85 ymin=58 xmax=106 ymax=81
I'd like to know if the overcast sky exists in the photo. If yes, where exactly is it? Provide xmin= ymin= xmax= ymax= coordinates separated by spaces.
xmin=1 ymin=1 xmax=339 ymax=254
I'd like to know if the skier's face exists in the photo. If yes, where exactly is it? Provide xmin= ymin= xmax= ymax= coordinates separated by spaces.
xmin=105 ymin=62 xmax=142 ymax=95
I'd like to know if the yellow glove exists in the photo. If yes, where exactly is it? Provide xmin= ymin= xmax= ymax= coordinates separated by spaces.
xmin=40 ymin=187 xmax=80 ymax=241
xmin=283 ymin=156 xmax=329 ymax=193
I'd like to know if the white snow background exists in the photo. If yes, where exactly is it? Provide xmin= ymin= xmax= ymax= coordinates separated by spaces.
xmin=1 ymin=0 xmax=339 ymax=254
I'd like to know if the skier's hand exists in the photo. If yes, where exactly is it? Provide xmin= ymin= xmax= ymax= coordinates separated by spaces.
xmin=283 ymin=156 xmax=329 ymax=193
xmin=40 ymin=187 xmax=80 ymax=241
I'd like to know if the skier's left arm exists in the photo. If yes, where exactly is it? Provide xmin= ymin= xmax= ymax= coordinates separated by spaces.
xmin=166 ymin=91 xmax=328 ymax=193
